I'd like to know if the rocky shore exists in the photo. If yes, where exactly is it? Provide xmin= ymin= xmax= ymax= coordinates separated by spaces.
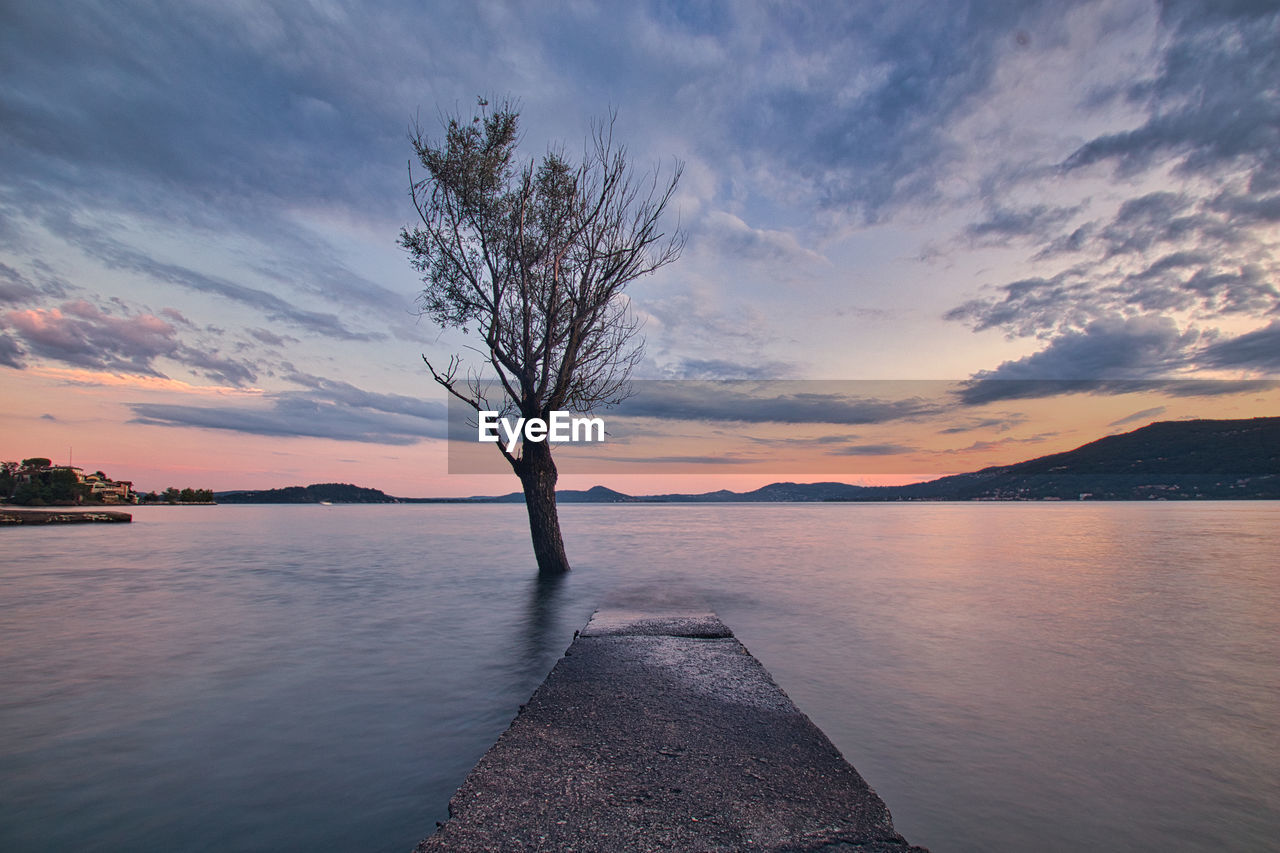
xmin=0 ymin=508 xmax=133 ymax=525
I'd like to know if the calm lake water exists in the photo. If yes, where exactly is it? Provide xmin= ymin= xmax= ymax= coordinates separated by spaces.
xmin=1 ymin=503 xmax=1277 ymax=852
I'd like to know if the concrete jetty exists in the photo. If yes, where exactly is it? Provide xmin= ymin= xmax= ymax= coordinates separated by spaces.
xmin=418 ymin=608 xmax=928 ymax=852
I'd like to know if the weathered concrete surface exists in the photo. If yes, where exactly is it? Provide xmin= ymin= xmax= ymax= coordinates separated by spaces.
xmin=417 ymin=609 xmax=927 ymax=852
xmin=0 ymin=509 xmax=132 ymax=524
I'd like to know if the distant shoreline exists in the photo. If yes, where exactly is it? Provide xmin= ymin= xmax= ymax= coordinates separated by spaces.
xmin=214 ymin=416 xmax=1280 ymax=504
xmin=206 ymin=492 xmax=1280 ymax=505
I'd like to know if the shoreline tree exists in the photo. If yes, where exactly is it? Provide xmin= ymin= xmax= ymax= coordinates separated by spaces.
xmin=400 ymin=98 xmax=682 ymax=573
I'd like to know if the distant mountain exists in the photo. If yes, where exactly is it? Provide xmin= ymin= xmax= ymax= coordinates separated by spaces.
xmin=630 ymin=482 xmax=873 ymax=502
xmin=872 ymin=416 xmax=1280 ymax=501
xmin=216 ymin=483 xmax=399 ymax=504
xmin=469 ymin=485 xmax=634 ymax=503
xmin=605 ymin=417 xmax=1280 ymax=502
xmin=216 ymin=417 xmax=1280 ymax=503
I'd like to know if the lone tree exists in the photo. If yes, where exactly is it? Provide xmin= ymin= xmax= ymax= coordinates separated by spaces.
xmin=400 ymin=99 xmax=682 ymax=573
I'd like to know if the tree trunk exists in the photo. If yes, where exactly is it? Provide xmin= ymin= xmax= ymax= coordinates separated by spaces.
xmin=516 ymin=440 xmax=571 ymax=574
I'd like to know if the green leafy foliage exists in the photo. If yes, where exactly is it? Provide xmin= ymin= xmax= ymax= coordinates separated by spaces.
xmin=5 ymin=465 xmax=86 ymax=506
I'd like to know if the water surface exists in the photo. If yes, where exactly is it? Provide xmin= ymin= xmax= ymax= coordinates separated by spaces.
xmin=1 ymin=503 xmax=1277 ymax=852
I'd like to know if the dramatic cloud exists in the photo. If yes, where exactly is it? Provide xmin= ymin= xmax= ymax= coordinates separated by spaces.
xmin=1064 ymin=0 xmax=1280 ymax=189
xmin=0 ymin=2 xmax=415 ymax=224
xmin=679 ymin=1 xmax=1097 ymax=220
xmin=947 ymin=2 xmax=1280 ymax=387
xmin=2 ymin=1 xmax=1275 ymax=482
xmin=947 ymin=192 xmax=1280 ymax=339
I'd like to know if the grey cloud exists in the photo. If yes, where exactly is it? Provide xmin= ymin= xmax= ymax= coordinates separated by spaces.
xmin=1096 ymin=192 xmax=1202 ymax=256
xmin=129 ymin=399 xmax=443 ymax=445
xmin=1200 ymin=320 xmax=1280 ymax=370
xmin=1 ymin=1 xmax=432 ymax=349
xmin=938 ymin=416 xmax=1029 ymax=435
xmin=697 ymin=211 xmax=829 ymax=267
xmin=956 ymin=315 xmax=1201 ymax=404
xmin=944 ymin=434 xmax=1056 ymax=454
xmin=27 ymin=261 xmax=73 ymax=299
xmin=950 ymin=197 xmax=1280 ymax=336
xmin=617 ymin=382 xmax=941 ymax=425
xmin=127 ymin=374 xmax=448 ymax=445
xmin=0 ymin=1 xmax=419 ymax=225
xmin=958 ymin=377 xmax=1275 ymax=405
xmin=635 ymin=293 xmax=800 ymax=379
xmin=1125 ymin=251 xmax=1211 ymax=281
xmin=752 ymin=2 xmax=1087 ymax=218
xmin=601 ymin=455 xmax=757 ymax=466
xmin=743 ymin=433 xmax=859 ymax=447
xmin=1 ymin=296 xmax=262 ymax=385
xmin=249 ymin=245 xmax=418 ymax=335
xmin=1180 ymin=265 xmax=1278 ymax=314
xmin=51 ymin=220 xmax=383 ymax=342
xmin=1107 ymin=192 xmax=1192 ymax=231
xmin=1063 ymin=2 xmax=1280 ymax=186
xmin=954 ymin=5 xmax=1280 ymax=385
xmin=182 ymin=351 xmax=260 ymax=387
xmin=944 ymin=269 xmax=1094 ymax=336
xmin=663 ymin=357 xmax=798 ymax=380
xmin=828 ymin=444 xmax=915 ymax=456
xmin=3 ymin=299 xmax=181 ymax=375
xmin=283 ymin=371 xmax=445 ymax=421
xmin=0 ymin=332 xmax=23 ymax=367
xmin=1109 ymin=406 xmax=1167 ymax=427
xmin=1031 ymin=224 xmax=1097 ymax=261
xmin=0 ymin=263 xmax=40 ymax=304
xmin=972 ymin=314 xmax=1198 ymax=379
xmin=964 ymin=204 xmax=1081 ymax=246
xmin=537 ymin=0 xmax=1091 ymax=220
xmin=248 ymin=328 xmax=297 ymax=347
xmin=1155 ymin=378 xmax=1279 ymax=397
xmin=1209 ymin=191 xmax=1280 ymax=225
xmin=160 ymin=308 xmax=193 ymax=326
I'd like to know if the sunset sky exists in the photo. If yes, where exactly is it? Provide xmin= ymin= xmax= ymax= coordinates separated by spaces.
xmin=2 ymin=1 xmax=1278 ymax=496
